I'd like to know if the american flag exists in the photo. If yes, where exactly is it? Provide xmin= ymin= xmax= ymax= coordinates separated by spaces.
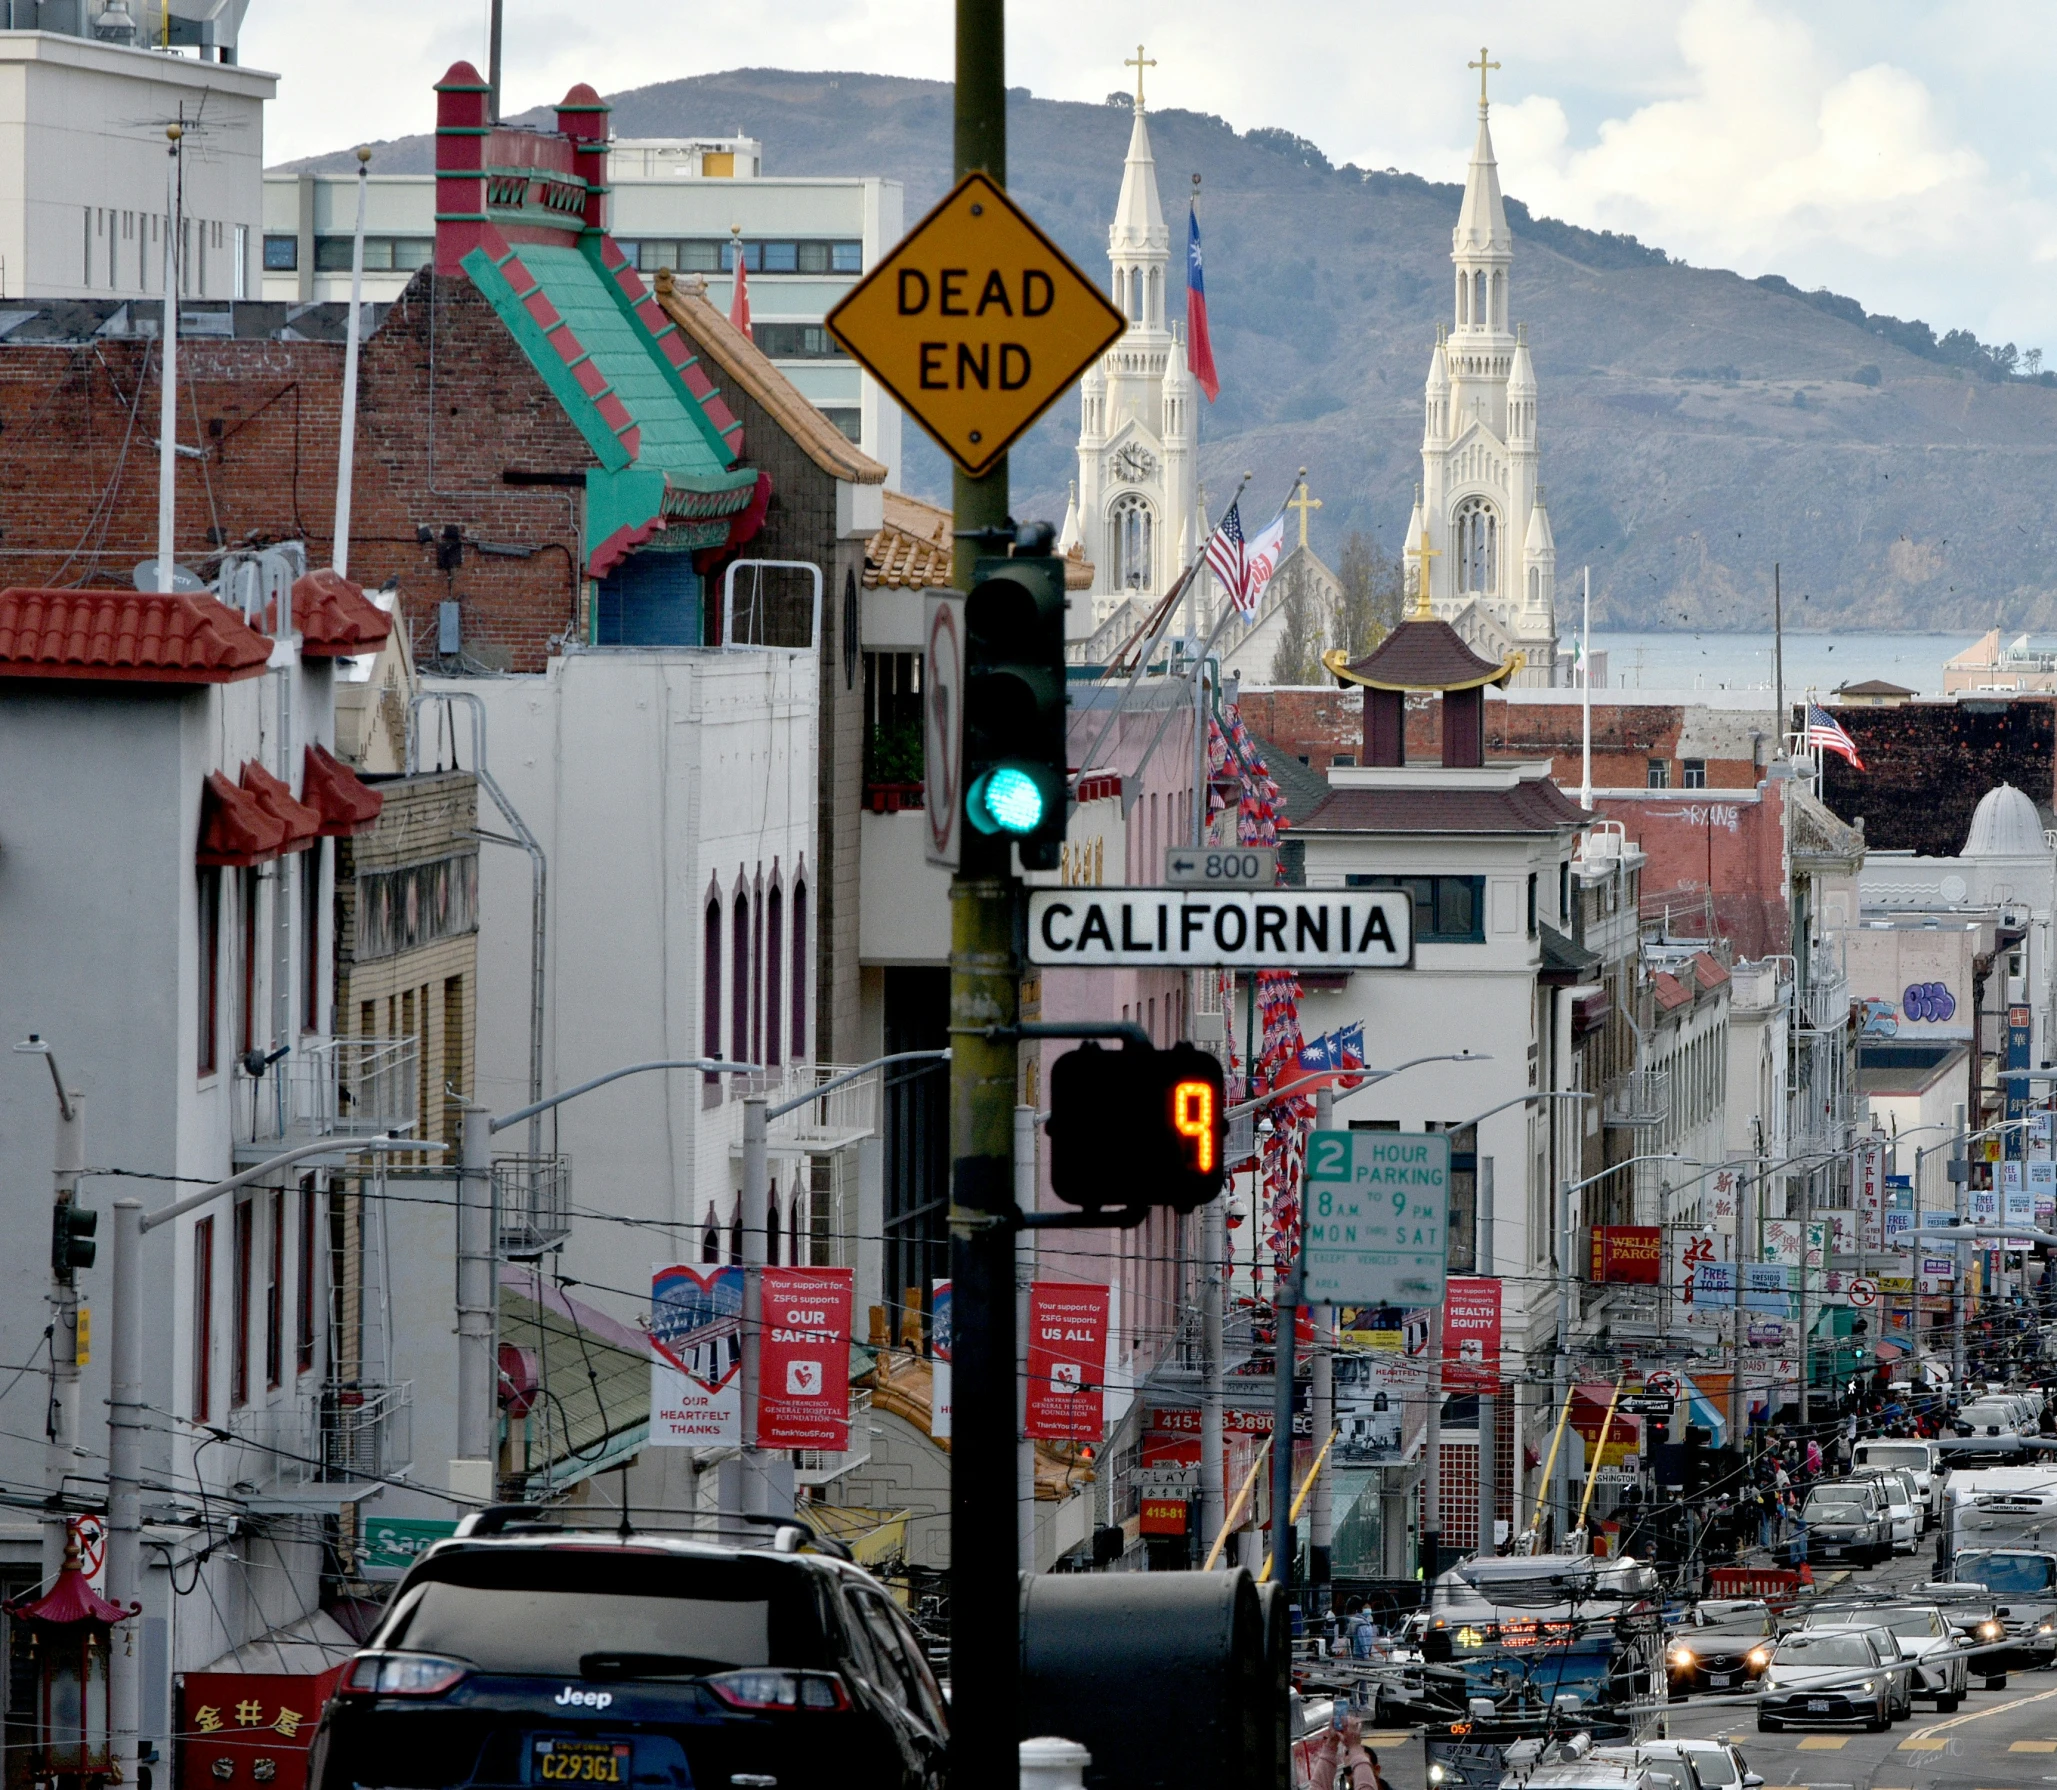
xmin=1202 ymin=498 xmax=1287 ymax=617
xmin=1805 ymin=702 xmax=1866 ymax=770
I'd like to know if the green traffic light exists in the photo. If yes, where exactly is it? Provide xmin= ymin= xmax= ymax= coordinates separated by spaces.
xmin=979 ymin=766 xmax=1045 ymax=834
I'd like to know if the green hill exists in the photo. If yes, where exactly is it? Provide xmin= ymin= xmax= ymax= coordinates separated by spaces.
xmin=286 ymin=67 xmax=2057 ymax=631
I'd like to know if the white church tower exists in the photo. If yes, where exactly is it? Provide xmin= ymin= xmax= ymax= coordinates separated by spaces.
xmin=1405 ymin=54 xmax=1559 ymax=686
xmin=1067 ymin=54 xmax=1202 ymax=639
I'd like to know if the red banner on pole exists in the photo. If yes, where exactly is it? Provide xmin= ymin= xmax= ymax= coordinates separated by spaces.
xmin=756 ymin=1266 xmax=853 ymax=1449
xmin=1025 ymin=1281 xmax=1111 ymax=1441
xmin=1440 ymin=1277 xmax=1502 ymax=1390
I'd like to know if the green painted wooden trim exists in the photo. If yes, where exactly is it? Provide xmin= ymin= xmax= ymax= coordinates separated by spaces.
xmin=435 ymin=211 xmax=490 ymax=223
xmin=436 ymin=125 xmax=493 ymax=135
xmin=460 ymin=244 xmax=631 ymax=474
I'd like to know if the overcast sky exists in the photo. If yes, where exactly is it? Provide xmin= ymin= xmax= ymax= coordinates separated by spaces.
xmin=247 ymin=0 xmax=2057 ymax=353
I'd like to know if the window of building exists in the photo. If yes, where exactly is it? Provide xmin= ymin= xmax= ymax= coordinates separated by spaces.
xmin=703 ymin=897 xmax=723 ymax=1095
xmin=819 ymin=407 xmax=862 ymax=443
xmin=751 ymin=874 xmax=765 ymax=1070
xmin=263 ymin=234 xmax=297 ymax=272
xmin=753 ymin=322 xmax=850 ymax=360
xmin=1454 ymin=495 xmax=1498 ymax=594
xmin=1110 ymin=493 xmax=1153 ymax=591
xmin=1646 ymin=760 xmax=1670 ymax=789
xmin=791 ymin=880 xmax=808 ymax=1060
xmin=1332 ymin=754 xmax=1356 ymax=767
xmin=594 ymin=544 xmax=702 ymax=646
xmin=302 ymin=841 xmax=323 ymax=1032
xmin=297 ymin=1176 xmax=317 ymax=1375
xmin=1527 ymin=872 xmax=1538 ymax=938
xmin=233 ymin=224 xmax=249 ymax=300
xmin=1681 ymin=759 xmax=1707 ymax=789
xmin=198 ymin=867 xmax=222 ymax=1076
xmin=192 ymin=1217 xmax=215 ymax=1421
xmin=629 ymin=237 xmax=862 ymax=276
xmin=765 ymin=884 xmax=784 ymax=1070
xmin=231 ymin=1198 xmax=253 ymax=1407
xmin=265 ymin=1187 xmax=284 ymax=1389
xmin=239 ymin=868 xmax=259 ymax=1059
xmin=1346 ymin=874 xmax=1485 ymax=943
xmin=313 ymin=235 xmax=433 ymax=272
xmin=732 ymin=889 xmax=751 ymax=1070
xmin=766 ymin=1192 xmax=781 ymax=1265
xmin=701 ymin=1206 xmax=720 ymax=1264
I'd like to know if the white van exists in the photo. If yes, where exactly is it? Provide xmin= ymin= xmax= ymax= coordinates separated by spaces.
xmin=1853 ymin=1439 xmax=1941 ymax=1525
xmin=1944 ymin=1465 xmax=2057 ymax=1562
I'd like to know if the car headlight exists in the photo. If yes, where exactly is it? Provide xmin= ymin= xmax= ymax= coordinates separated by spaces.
xmin=2041 ymin=1623 xmax=2054 ymax=1636
xmin=1980 ymin=1620 xmax=2003 ymax=1639
xmin=1747 ymin=1646 xmax=1770 ymax=1669
xmin=1670 ymin=1646 xmax=1695 ymax=1667
xmin=1761 ymin=1674 xmax=1780 ymax=1691
xmin=1429 ymin=1767 xmax=1447 ymax=1785
xmin=1861 ymin=1681 xmax=1875 ymax=1693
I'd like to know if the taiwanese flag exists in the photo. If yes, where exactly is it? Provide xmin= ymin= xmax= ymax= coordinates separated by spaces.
xmin=1186 ymin=202 xmax=1220 ymax=402
xmin=728 ymin=233 xmax=752 ymax=341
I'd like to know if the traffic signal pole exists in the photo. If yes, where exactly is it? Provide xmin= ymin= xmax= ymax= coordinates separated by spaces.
xmin=949 ymin=3 xmax=1020 ymax=1781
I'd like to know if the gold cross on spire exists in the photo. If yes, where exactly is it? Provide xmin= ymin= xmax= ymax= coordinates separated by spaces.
xmin=1287 ymin=469 xmax=1323 ymax=550
xmin=1126 ymin=43 xmax=1156 ymax=108
xmin=1469 ymin=45 xmax=1500 ymax=112
xmin=1410 ymin=525 xmax=1440 ymax=620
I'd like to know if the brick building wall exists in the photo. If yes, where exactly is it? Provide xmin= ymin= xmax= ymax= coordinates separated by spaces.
xmin=1813 ymin=698 xmax=2057 ymax=856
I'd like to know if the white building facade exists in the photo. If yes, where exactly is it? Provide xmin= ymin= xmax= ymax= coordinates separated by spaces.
xmin=1065 ymin=93 xmax=1201 ymax=639
xmin=1404 ymin=81 xmax=1558 ymax=687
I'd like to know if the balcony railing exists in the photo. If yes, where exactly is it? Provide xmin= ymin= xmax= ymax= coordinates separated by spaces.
xmin=727 ymin=1062 xmax=879 ymax=1153
xmin=239 ymin=1036 xmax=419 ymax=1149
xmin=496 ymin=1154 xmax=573 ymax=1257
xmin=224 ymin=1379 xmax=412 ymax=1489
xmin=1604 ymin=1067 xmax=1670 ymax=1129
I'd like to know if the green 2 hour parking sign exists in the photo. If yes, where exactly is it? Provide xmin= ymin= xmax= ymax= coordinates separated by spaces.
xmin=1301 ymin=1129 xmax=1451 ymax=1307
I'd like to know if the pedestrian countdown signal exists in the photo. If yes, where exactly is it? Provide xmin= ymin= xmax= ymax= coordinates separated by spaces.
xmin=1046 ymin=1042 xmax=1227 ymax=1214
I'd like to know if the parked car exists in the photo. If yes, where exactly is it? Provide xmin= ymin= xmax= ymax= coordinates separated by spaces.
xmin=1755 ymin=1630 xmax=1899 ymax=1732
xmin=1590 ymin=1747 xmax=1702 ymax=1790
xmin=1661 ymin=1740 xmax=1763 ymax=1790
xmin=1792 ymin=1615 xmax=1913 ymax=1720
xmin=1801 ymin=1480 xmax=1893 ymax=1567
xmin=1665 ymin=1604 xmax=1776 ymax=1697
xmin=1957 ymin=1397 xmax=2036 ymax=1437
xmin=308 ymin=1513 xmax=948 ymax=1790
xmin=1851 ymin=1439 xmax=1941 ymax=1525
xmin=1849 ymin=1466 xmax=1921 ymax=1553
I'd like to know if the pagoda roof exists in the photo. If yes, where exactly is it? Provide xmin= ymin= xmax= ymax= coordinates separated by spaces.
xmin=1323 ymin=619 xmax=1523 ymax=692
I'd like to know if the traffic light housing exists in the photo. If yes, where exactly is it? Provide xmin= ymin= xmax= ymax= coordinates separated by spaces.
xmin=964 ymin=542 xmax=1067 ymax=871
xmin=51 ymin=1200 xmax=96 ymax=1278
xmin=1046 ymin=1042 xmax=1227 ymax=1213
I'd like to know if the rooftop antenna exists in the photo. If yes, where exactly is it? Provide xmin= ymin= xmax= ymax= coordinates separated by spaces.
xmin=488 ymin=0 xmax=503 ymax=122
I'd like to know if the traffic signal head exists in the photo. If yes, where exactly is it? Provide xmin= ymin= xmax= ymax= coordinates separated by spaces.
xmin=1047 ymin=1041 xmax=1227 ymax=1213
xmin=964 ymin=542 xmax=1067 ymax=869
xmin=51 ymin=1200 xmax=96 ymax=1278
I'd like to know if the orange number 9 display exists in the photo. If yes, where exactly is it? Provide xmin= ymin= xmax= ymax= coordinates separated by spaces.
xmin=1172 ymin=1079 xmax=1215 ymax=1173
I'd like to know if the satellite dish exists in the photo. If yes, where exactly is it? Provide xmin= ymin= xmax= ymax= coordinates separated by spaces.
xmin=132 ymin=560 xmax=206 ymax=594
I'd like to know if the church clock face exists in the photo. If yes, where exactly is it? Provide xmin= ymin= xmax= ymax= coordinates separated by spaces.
xmin=1112 ymin=443 xmax=1157 ymax=484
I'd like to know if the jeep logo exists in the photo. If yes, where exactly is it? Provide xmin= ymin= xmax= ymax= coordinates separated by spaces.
xmin=555 ymin=1688 xmax=613 ymax=1708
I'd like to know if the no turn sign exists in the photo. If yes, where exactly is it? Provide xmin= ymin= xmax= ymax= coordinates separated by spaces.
xmin=1848 ymin=1277 xmax=1879 ymax=1307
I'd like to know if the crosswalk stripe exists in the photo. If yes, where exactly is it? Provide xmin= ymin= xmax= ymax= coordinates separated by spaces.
xmin=1796 ymin=1738 xmax=1849 ymax=1751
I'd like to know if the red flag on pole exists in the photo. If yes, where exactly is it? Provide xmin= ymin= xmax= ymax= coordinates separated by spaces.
xmin=728 ymin=230 xmax=752 ymax=340
xmin=1185 ymin=202 xmax=1220 ymax=402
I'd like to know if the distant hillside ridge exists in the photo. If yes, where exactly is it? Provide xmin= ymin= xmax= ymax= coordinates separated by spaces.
xmin=284 ymin=68 xmax=2057 ymax=632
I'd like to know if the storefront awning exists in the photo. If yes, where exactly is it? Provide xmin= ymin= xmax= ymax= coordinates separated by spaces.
xmin=498 ymin=1267 xmax=653 ymax=1498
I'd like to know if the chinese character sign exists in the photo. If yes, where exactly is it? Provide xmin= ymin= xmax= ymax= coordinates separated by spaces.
xmin=1025 ymin=1281 xmax=1112 ymax=1440
xmin=177 ymin=1669 xmax=347 ymax=1790
xmin=649 ymin=1263 xmax=744 ymax=1446
xmin=757 ymin=1267 xmax=854 ymax=1449
xmin=1589 ymin=1226 xmax=1662 ymax=1285
xmin=1440 ymin=1278 xmax=1501 ymax=1390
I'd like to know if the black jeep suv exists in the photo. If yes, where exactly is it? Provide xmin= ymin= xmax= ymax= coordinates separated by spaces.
xmin=310 ymin=1517 xmax=946 ymax=1790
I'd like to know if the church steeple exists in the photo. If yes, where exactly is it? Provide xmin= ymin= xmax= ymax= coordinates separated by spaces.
xmin=1452 ymin=46 xmax=1512 ymax=338
xmin=1109 ymin=88 xmax=1170 ymax=332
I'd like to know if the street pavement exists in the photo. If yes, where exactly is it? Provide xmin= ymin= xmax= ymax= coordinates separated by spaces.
xmin=1369 ymin=1547 xmax=2057 ymax=1790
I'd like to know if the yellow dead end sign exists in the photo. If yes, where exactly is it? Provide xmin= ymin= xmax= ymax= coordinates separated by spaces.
xmin=826 ymin=170 xmax=1127 ymax=479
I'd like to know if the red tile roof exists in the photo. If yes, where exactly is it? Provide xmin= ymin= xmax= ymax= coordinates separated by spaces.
xmin=1652 ymin=971 xmax=1693 ymax=1012
xmin=302 ymin=743 xmax=384 ymax=837
xmin=1692 ymin=951 xmax=1731 ymax=991
xmin=197 ymin=771 xmax=287 ymax=867
xmin=0 ymin=588 xmax=271 ymax=684
xmin=1301 ymin=776 xmax=1590 ymax=835
xmin=241 ymin=761 xmax=320 ymax=853
xmin=279 ymin=570 xmax=393 ymax=658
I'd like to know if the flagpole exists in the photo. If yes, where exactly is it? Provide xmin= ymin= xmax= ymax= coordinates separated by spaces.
xmin=1580 ymin=566 xmax=1592 ymax=811
xmin=1774 ymin=561 xmax=1785 ymax=758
